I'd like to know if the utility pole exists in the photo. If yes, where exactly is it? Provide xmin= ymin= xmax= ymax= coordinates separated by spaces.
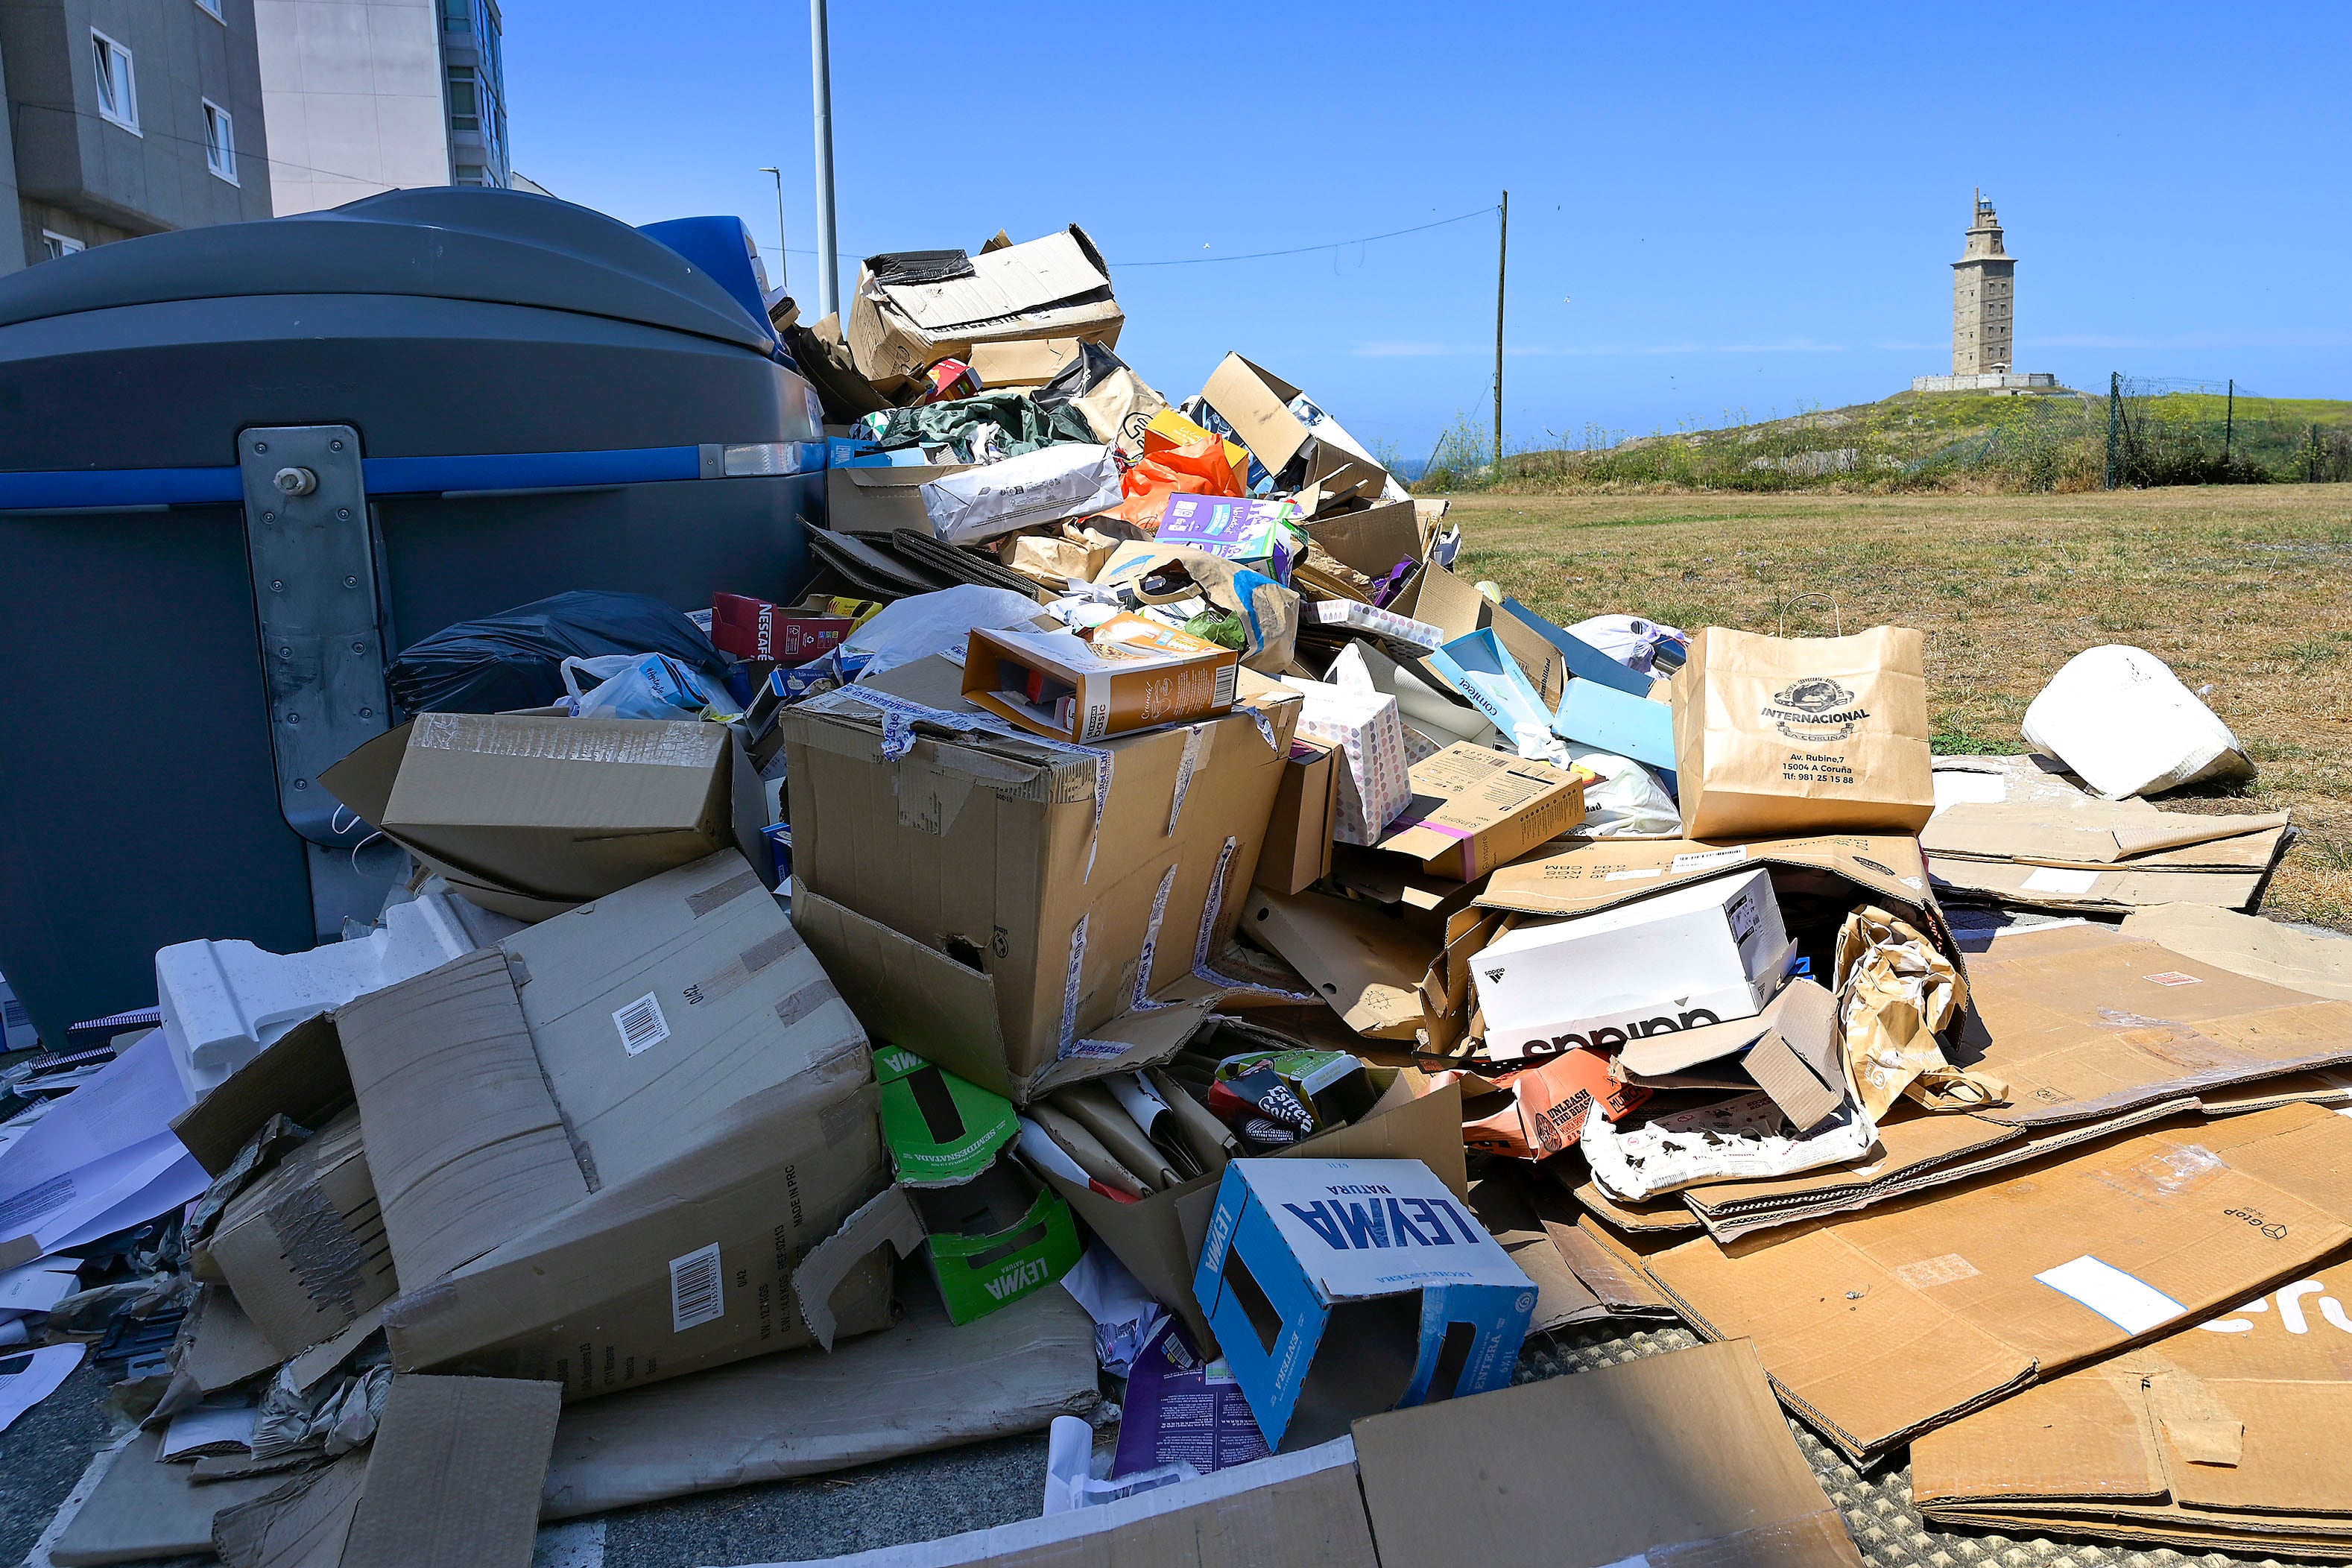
xmin=2105 ymin=371 xmax=2121 ymax=489
xmin=1493 ymin=191 xmax=1508 ymax=479
xmin=2224 ymin=377 xmax=2235 ymax=470
xmin=809 ymin=0 xmax=841 ymax=322
xmin=757 ymin=166 xmax=788 ymax=295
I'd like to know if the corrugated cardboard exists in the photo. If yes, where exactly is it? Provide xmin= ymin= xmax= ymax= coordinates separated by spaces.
xmin=824 ymin=464 xmax=976 ymax=533
xmin=965 ymin=337 xmax=1085 ymax=388
xmin=1198 ymin=353 xmax=1391 ymax=504
xmin=780 ymin=659 xmax=1300 ymax=1100
xmin=320 ymin=715 xmax=736 ymax=921
xmin=2121 ymin=902 xmax=2352 ymax=1000
xmin=45 ymin=1429 xmax=284 ymax=1567
xmin=847 ymin=227 xmax=1122 ymax=390
xmin=1385 ymin=566 xmax=1567 ymax=708
xmin=197 ymin=1107 xmax=395 ymax=1360
xmin=339 ymin=1376 xmax=562 ymax=1568
xmin=1302 ymin=499 xmax=1420 ymax=578
xmin=1037 ymin=1072 xmax=1464 ymax=1353
xmin=337 ymin=852 xmax=892 ymax=1397
xmin=1371 ymin=742 xmax=1584 ymax=881
xmin=173 ymin=1011 xmax=356 ymax=1177
xmin=542 ymin=1281 xmax=1097 ymax=1520
xmin=1915 ymin=1252 xmax=2352 ymax=1555
xmin=1238 ymin=886 xmax=1438 ymax=1042
xmin=1259 ymin=738 xmax=1338 ymax=897
xmin=1676 ymin=1096 xmax=2191 ymax=1242
xmin=1646 ymin=1103 xmax=2352 ymax=1461
xmin=1955 ymin=920 xmax=2352 ymax=1128
xmin=1353 ymin=1338 xmax=1863 ymax=1568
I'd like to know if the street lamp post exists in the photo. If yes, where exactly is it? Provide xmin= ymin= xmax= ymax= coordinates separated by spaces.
xmin=809 ymin=0 xmax=841 ymax=321
xmin=756 ymin=166 xmax=787 ymax=295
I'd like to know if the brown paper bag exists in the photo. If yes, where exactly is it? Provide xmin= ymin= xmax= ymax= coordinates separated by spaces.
xmin=1673 ymin=625 xmax=1934 ymax=838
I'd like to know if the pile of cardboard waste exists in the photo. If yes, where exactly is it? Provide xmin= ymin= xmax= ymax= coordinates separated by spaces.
xmin=8 ymin=225 xmax=2350 ymax=1568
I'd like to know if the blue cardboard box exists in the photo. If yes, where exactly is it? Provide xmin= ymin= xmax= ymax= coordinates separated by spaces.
xmin=1501 ymin=596 xmax=1654 ymax=697
xmin=1191 ymin=1157 xmax=1536 ymax=1450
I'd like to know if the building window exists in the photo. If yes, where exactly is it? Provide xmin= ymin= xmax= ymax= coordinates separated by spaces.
xmin=447 ymin=69 xmax=479 ymax=133
xmin=441 ymin=0 xmax=471 ymax=30
xmin=40 ymin=231 xmax=86 ymax=260
xmin=91 ymin=30 xmax=139 ymax=135
xmin=195 ymin=0 xmax=224 ymax=19
xmin=202 ymin=100 xmax=238 ymax=183
xmin=454 ymin=164 xmax=487 ymax=185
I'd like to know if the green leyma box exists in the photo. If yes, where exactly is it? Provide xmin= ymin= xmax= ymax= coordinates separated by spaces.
xmin=874 ymin=1045 xmax=1081 ymax=1324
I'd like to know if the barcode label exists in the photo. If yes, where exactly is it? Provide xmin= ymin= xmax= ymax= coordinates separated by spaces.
xmin=669 ymin=1243 xmax=723 ymax=1332
xmin=1213 ymin=663 xmax=1237 ymax=706
xmin=613 ymin=993 xmax=670 ymax=1056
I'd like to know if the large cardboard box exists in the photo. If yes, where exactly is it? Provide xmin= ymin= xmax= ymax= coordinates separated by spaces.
xmin=780 ymin=657 xmax=1301 ymax=1101
xmin=1258 ymin=738 xmax=1338 ymax=897
xmin=1646 ymin=1102 xmax=2352 ymax=1461
xmin=847 ymin=227 xmax=1122 ymax=391
xmin=321 ymin=714 xmax=760 ymax=923
xmin=335 ymin=851 xmax=893 ymax=1397
xmin=1474 ymin=866 xmax=1793 ymax=1060
xmin=1191 ymin=1156 xmax=1534 ymax=1450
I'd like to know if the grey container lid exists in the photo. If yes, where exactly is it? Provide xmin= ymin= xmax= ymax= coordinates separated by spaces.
xmin=0 ymin=186 xmax=771 ymax=353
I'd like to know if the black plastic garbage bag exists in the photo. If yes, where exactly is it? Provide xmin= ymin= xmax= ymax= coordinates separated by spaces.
xmin=387 ymin=590 xmax=725 ymax=715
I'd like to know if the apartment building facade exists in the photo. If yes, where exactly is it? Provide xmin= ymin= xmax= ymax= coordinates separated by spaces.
xmin=0 ymin=0 xmax=274 ymax=276
xmin=256 ymin=0 xmax=509 ymax=217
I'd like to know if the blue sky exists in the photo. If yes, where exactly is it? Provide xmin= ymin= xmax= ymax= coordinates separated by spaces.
xmin=508 ymin=1 xmax=2349 ymax=460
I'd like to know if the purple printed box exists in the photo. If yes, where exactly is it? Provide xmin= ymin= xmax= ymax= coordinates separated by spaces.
xmin=1155 ymin=494 xmax=1301 ymax=578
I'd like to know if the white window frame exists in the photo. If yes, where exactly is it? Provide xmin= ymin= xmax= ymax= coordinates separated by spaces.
xmin=194 ymin=0 xmax=224 ymax=19
xmin=40 ymin=231 xmax=86 ymax=260
xmin=201 ymin=98 xmax=238 ymax=183
xmin=90 ymin=29 xmax=139 ymax=136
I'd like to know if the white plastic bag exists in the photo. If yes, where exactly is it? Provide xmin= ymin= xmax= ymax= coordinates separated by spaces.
xmin=2022 ymin=645 xmax=2253 ymax=799
xmin=920 ymin=443 xmax=1122 ymax=545
xmin=560 ymin=653 xmax=723 ymax=719
xmin=837 ymin=585 xmax=1047 ymax=680
xmin=1567 ymin=614 xmax=1686 ymax=675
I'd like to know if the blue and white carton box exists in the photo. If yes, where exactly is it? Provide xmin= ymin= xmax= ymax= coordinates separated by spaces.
xmin=1189 ymin=1156 xmax=1536 ymax=1450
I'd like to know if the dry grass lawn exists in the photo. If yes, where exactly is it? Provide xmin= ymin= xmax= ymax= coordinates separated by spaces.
xmin=1445 ymin=484 xmax=2352 ymax=928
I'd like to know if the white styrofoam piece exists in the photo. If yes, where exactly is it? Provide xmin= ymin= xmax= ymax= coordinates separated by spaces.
xmin=2021 ymin=645 xmax=2252 ymax=800
xmin=157 ymin=892 xmax=498 ymax=1098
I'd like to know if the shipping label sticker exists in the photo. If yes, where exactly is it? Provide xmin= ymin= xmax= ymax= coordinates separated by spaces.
xmin=2145 ymin=970 xmax=2204 ymax=987
xmin=2035 ymin=1254 xmax=2187 ymax=1335
xmin=1604 ymin=867 xmax=1663 ymax=882
xmin=668 ymin=1242 xmax=724 ymax=1333
xmin=613 ymin=993 xmax=670 ymax=1056
xmin=1670 ymin=846 xmax=1750 ymax=874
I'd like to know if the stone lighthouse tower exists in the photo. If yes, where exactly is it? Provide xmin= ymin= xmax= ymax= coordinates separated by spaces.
xmin=1913 ymin=192 xmax=2052 ymax=393
xmin=1952 ymin=190 xmax=2014 ymax=376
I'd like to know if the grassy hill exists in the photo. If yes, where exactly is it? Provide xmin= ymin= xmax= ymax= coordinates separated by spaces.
xmin=1420 ymin=388 xmax=2352 ymax=496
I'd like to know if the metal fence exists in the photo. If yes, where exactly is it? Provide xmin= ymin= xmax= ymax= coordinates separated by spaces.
xmin=2105 ymin=374 xmax=2352 ymax=487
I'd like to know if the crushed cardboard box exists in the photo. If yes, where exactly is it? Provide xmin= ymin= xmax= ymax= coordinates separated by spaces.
xmin=783 ymin=657 xmax=1300 ymax=1101
xmin=332 ymin=851 xmax=893 ymax=1395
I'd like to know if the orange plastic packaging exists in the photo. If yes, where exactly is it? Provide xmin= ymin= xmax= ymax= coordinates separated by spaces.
xmin=1104 ymin=435 xmax=1242 ymax=526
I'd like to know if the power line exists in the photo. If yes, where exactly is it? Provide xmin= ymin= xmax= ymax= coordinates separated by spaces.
xmin=1108 ymin=205 xmax=1499 ymax=268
